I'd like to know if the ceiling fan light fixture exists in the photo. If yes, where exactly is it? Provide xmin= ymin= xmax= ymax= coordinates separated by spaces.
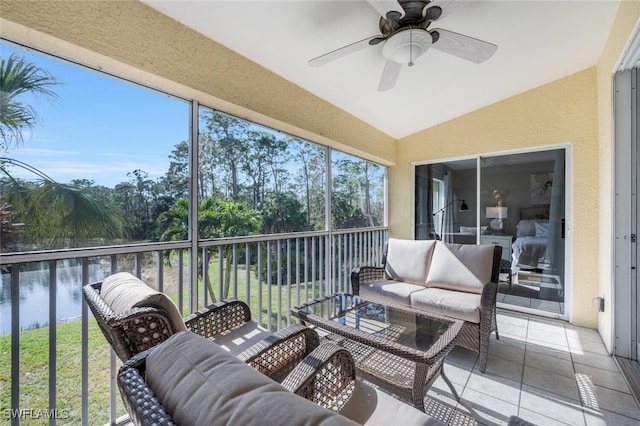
xmin=382 ymin=28 xmax=432 ymax=65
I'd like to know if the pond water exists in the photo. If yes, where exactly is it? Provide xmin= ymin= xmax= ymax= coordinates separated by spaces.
xmin=0 ymin=261 xmax=109 ymax=335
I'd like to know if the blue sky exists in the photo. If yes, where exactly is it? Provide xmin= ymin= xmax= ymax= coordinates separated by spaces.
xmin=2 ymin=42 xmax=190 ymax=187
xmin=2 ymin=41 xmax=386 ymax=192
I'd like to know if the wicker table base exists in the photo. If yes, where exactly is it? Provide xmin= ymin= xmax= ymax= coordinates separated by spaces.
xmin=320 ymin=333 xmax=459 ymax=411
xmin=293 ymin=294 xmax=463 ymax=412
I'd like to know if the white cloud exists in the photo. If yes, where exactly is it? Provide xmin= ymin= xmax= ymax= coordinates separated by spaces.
xmin=6 ymin=147 xmax=79 ymax=157
xmin=4 ymin=157 xmax=169 ymax=187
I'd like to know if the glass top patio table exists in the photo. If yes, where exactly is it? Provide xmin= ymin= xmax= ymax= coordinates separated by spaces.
xmin=292 ymin=294 xmax=463 ymax=411
xmin=292 ymin=293 xmax=462 ymax=365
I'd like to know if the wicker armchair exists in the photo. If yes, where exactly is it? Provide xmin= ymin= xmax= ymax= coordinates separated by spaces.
xmin=83 ymin=272 xmax=319 ymax=383
xmin=118 ymin=331 xmax=443 ymax=425
xmin=350 ymin=239 xmax=501 ymax=373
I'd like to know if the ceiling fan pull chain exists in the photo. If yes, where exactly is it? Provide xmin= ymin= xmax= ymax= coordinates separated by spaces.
xmin=409 ymin=26 xmax=415 ymax=67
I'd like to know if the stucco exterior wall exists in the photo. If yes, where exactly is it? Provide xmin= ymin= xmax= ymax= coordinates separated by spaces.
xmin=394 ymin=69 xmax=599 ymax=327
xmin=596 ymin=2 xmax=640 ymax=351
xmin=0 ymin=0 xmax=396 ymax=166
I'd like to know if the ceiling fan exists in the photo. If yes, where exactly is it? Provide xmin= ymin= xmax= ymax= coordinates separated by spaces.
xmin=309 ymin=0 xmax=498 ymax=91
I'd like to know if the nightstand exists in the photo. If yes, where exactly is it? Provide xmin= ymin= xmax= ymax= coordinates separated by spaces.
xmin=480 ymin=234 xmax=512 ymax=263
xmin=481 ymin=234 xmax=513 ymax=286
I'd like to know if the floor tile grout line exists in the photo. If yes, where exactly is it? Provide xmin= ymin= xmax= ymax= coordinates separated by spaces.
xmin=520 ymin=319 xmax=585 ymax=425
xmin=565 ymin=322 xmax=591 ymax=426
xmin=515 ymin=317 xmax=528 ymax=418
xmin=453 ymin=352 xmax=477 ymax=417
xmin=439 ymin=312 xmax=640 ymax=424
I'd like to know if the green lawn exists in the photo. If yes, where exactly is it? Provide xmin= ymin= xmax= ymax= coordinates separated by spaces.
xmin=0 ymin=319 xmax=120 ymax=425
xmin=175 ymin=258 xmax=327 ymax=328
xmin=0 ymin=260 xmax=328 ymax=425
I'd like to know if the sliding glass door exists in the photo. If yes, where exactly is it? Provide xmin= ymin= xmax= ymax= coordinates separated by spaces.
xmin=415 ymin=159 xmax=477 ymax=243
xmin=415 ymin=149 xmax=567 ymax=318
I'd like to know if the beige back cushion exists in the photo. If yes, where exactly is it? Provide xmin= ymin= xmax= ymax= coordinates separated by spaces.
xmin=425 ymin=242 xmax=495 ymax=294
xmin=384 ymin=238 xmax=436 ymax=285
xmin=146 ymin=332 xmax=356 ymax=425
xmin=101 ymin=272 xmax=186 ymax=332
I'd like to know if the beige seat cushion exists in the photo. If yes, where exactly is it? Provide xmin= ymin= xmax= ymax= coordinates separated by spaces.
xmin=210 ymin=321 xmax=272 ymax=355
xmin=146 ymin=331 xmax=357 ymax=426
xmin=340 ymin=380 xmax=444 ymax=425
xmin=100 ymin=272 xmax=186 ymax=332
xmin=385 ymin=238 xmax=436 ymax=285
xmin=425 ymin=242 xmax=494 ymax=294
xmin=410 ymin=288 xmax=482 ymax=323
xmin=359 ymin=279 xmax=424 ymax=306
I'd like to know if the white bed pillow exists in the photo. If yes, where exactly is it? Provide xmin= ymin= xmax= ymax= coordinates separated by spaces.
xmin=459 ymin=226 xmax=476 ymax=234
xmin=459 ymin=226 xmax=488 ymax=235
xmin=516 ymin=220 xmax=537 ymax=237
xmin=535 ymin=222 xmax=549 ymax=238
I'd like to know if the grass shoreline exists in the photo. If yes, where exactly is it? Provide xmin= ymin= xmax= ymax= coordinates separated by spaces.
xmin=1 ymin=262 xmax=326 ymax=425
xmin=0 ymin=319 xmax=121 ymax=425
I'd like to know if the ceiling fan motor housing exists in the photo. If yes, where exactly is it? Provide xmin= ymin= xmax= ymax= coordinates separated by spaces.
xmin=383 ymin=28 xmax=432 ymax=65
xmin=379 ymin=1 xmax=437 ymax=65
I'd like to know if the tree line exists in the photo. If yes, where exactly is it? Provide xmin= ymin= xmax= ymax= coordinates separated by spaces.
xmin=73 ymin=109 xmax=385 ymax=245
xmin=0 ymin=53 xmax=385 ymax=252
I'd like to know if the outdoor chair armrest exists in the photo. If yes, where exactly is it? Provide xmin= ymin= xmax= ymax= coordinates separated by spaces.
xmin=117 ymin=348 xmax=176 ymax=426
xmin=281 ymin=343 xmax=356 ymax=413
xmin=350 ymin=266 xmax=385 ymax=295
xmin=237 ymin=324 xmax=321 ymax=383
xmin=83 ymin=281 xmax=115 ymax=317
xmin=184 ymin=299 xmax=252 ymax=338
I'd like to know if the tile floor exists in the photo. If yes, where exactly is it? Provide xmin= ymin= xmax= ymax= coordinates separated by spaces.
xmin=426 ymin=310 xmax=640 ymax=426
xmin=117 ymin=309 xmax=639 ymax=426
xmin=496 ymin=272 xmax=565 ymax=316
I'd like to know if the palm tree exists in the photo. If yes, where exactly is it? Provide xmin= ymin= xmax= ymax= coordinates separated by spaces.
xmin=0 ymin=53 xmax=58 ymax=150
xmin=158 ymin=196 xmax=262 ymax=300
xmin=0 ymin=197 xmax=22 ymax=255
xmin=0 ymin=53 xmax=124 ymax=250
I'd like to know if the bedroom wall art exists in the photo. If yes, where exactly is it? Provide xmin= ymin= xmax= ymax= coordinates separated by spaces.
xmin=531 ymin=172 xmax=553 ymax=204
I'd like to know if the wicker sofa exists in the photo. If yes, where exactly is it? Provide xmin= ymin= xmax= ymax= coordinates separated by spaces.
xmin=351 ymin=238 xmax=502 ymax=372
xmin=118 ymin=331 xmax=445 ymax=425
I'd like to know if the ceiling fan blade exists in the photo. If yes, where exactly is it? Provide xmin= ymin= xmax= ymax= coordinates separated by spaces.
xmin=430 ymin=28 xmax=497 ymax=64
xmin=422 ymin=0 xmax=476 ymax=21
xmin=378 ymin=60 xmax=401 ymax=92
xmin=309 ymin=36 xmax=379 ymax=67
xmin=366 ymin=0 xmax=405 ymax=20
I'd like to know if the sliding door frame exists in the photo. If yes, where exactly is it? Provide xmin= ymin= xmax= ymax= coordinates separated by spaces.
xmin=613 ymin=68 xmax=639 ymax=359
xmin=412 ymin=144 xmax=573 ymax=321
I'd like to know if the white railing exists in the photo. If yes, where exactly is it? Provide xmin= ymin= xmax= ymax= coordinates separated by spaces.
xmin=0 ymin=227 xmax=387 ymax=425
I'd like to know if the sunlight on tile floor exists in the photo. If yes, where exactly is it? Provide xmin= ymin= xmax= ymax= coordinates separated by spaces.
xmin=427 ymin=310 xmax=640 ymax=426
xmin=116 ymin=310 xmax=639 ymax=426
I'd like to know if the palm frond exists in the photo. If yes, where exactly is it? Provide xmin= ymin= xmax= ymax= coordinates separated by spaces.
xmin=2 ymin=157 xmax=125 ymax=248
xmin=0 ymin=53 xmax=59 ymax=148
xmin=0 ymin=54 xmax=59 ymax=99
xmin=21 ymin=181 xmax=124 ymax=247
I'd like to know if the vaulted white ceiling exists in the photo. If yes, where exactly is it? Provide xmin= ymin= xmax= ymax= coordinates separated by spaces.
xmin=143 ymin=0 xmax=621 ymax=139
